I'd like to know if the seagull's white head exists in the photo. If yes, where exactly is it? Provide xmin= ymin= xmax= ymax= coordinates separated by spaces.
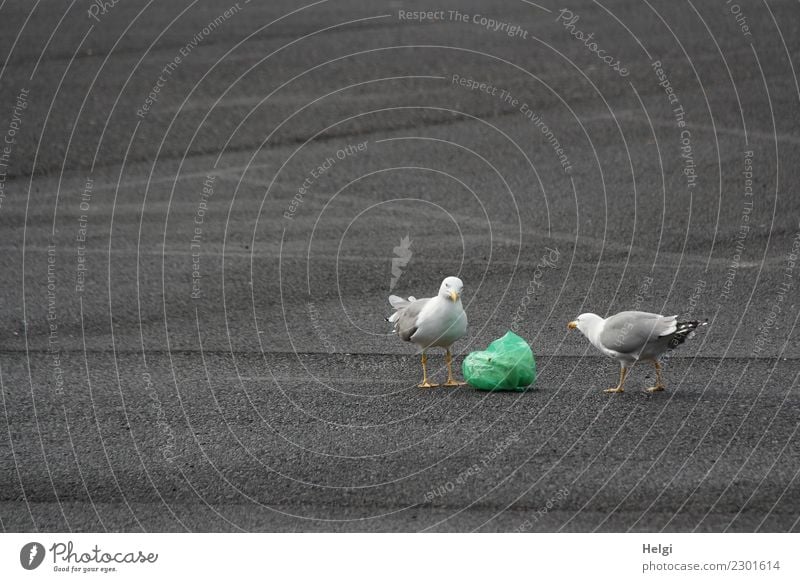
xmin=568 ymin=313 xmax=603 ymax=336
xmin=439 ymin=276 xmax=464 ymax=303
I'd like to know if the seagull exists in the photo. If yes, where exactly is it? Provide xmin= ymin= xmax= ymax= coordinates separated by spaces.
xmin=387 ymin=276 xmax=468 ymax=388
xmin=567 ymin=311 xmax=707 ymax=393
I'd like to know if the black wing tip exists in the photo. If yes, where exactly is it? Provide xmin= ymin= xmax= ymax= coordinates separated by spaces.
xmin=668 ymin=318 xmax=708 ymax=349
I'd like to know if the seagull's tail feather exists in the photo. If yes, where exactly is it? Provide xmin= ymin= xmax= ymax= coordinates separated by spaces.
xmin=389 ymin=295 xmax=410 ymax=309
xmin=386 ymin=295 xmax=417 ymax=328
xmin=668 ymin=319 xmax=708 ymax=349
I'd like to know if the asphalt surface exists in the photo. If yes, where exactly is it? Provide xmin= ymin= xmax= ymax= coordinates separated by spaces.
xmin=1 ymin=0 xmax=799 ymax=532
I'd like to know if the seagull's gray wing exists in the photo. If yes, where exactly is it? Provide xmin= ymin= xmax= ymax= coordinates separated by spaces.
xmin=599 ymin=311 xmax=677 ymax=354
xmin=395 ymin=298 xmax=431 ymax=342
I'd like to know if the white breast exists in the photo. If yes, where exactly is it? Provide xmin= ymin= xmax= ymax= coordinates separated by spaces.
xmin=411 ymin=298 xmax=467 ymax=348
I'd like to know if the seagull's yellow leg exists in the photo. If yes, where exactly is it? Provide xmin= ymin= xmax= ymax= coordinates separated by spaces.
xmin=603 ymin=366 xmax=627 ymax=394
xmin=418 ymin=352 xmax=439 ymax=388
xmin=646 ymin=361 xmax=665 ymax=392
xmin=443 ymin=349 xmax=466 ymax=387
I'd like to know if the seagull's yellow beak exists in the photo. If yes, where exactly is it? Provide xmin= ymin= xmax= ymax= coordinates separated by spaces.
xmin=567 ymin=320 xmax=578 ymax=330
xmin=449 ymin=290 xmax=459 ymax=302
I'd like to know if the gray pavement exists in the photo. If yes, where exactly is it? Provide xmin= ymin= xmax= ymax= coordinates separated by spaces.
xmin=0 ymin=0 xmax=799 ymax=532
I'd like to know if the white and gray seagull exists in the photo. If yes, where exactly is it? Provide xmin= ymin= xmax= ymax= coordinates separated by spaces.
xmin=387 ymin=276 xmax=468 ymax=388
xmin=568 ymin=311 xmax=707 ymax=393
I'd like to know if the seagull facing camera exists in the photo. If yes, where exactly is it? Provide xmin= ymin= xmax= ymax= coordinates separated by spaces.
xmin=568 ymin=311 xmax=707 ymax=394
xmin=386 ymin=276 xmax=468 ymax=388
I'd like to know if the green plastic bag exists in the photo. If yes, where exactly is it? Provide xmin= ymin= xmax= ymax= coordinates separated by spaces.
xmin=463 ymin=331 xmax=536 ymax=391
